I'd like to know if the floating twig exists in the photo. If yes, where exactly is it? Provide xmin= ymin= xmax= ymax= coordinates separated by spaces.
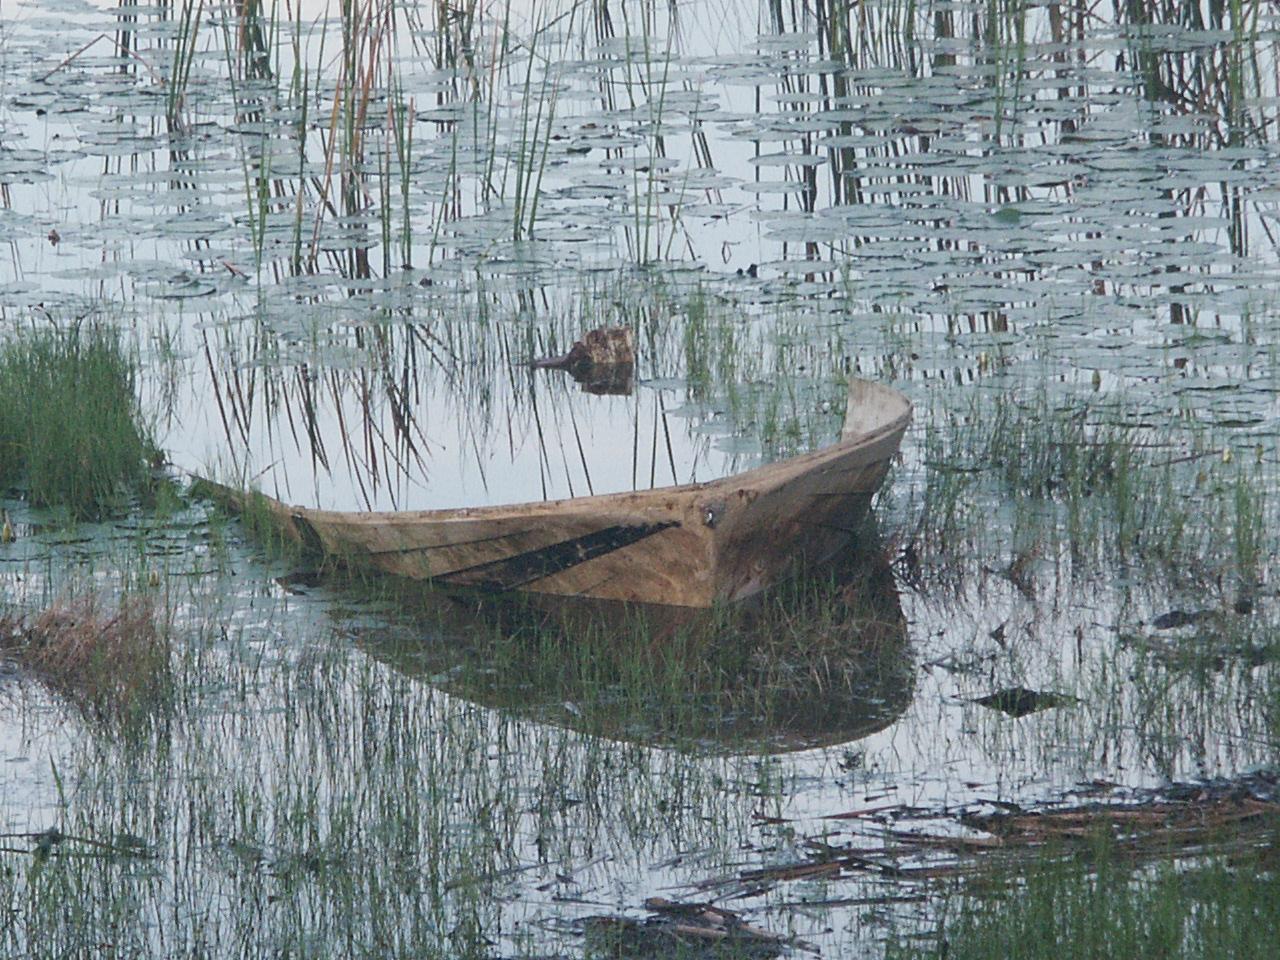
xmin=38 ymin=32 xmax=161 ymax=84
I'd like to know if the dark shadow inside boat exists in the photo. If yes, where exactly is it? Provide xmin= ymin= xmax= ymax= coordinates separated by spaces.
xmin=299 ymin=520 xmax=914 ymax=755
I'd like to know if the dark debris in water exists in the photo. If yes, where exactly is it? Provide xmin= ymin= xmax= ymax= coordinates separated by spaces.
xmin=659 ymin=772 xmax=1280 ymax=908
xmin=1119 ymin=623 xmax=1277 ymax=672
xmin=532 ymin=326 xmax=635 ymax=395
xmin=1150 ymin=609 xmax=1219 ymax=630
xmin=275 ymin=568 xmax=326 ymax=594
xmin=582 ymin=897 xmax=816 ymax=959
xmin=966 ymin=687 xmax=1079 ymax=718
xmin=757 ymin=772 xmax=1280 ymax=891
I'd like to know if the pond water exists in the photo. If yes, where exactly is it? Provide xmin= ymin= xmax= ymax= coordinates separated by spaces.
xmin=0 ymin=0 xmax=1278 ymax=956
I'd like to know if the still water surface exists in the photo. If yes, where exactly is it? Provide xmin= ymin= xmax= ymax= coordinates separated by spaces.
xmin=0 ymin=0 xmax=1277 ymax=955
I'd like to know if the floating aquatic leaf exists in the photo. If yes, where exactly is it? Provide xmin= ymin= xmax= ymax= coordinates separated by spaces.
xmin=738 ymin=180 xmax=810 ymax=195
xmin=749 ymin=152 xmax=825 ymax=169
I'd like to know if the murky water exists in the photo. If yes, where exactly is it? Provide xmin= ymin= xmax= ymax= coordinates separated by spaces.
xmin=1 ymin=0 xmax=1277 ymax=956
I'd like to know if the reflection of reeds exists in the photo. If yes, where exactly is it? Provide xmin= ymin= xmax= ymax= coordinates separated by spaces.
xmin=903 ymin=381 xmax=1275 ymax=601
xmin=193 ymin=277 xmax=848 ymax=507
xmin=0 ymin=552 xmax=752 ymax=958
xmin=785 ymin=0 xmax=1274 ymax=324
xmin=96 ymin=0 xmax=1280 ymax=310
xmin=357 ymin=534 xmax=911 ymax=753
xmin=891 ymin=839 xmax=1280 ymax=960
xmin=166 ymin=0 xmax=205 ymax=133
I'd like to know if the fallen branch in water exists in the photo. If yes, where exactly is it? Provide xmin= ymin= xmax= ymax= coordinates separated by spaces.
xmin=0 ymin=828 xmax=153 ymax=861
xmin=583 ymin=895 xmax=818 ymax=958
xmin=37 ymin=32 xmax=162 ymax=84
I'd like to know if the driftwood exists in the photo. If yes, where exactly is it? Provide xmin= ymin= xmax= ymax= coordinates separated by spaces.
xmin=583 ymin=897 xmax=817 ymax=958
xmin=533 ymin=326 xmax=635 ymax=394
xmin=679 ymin=771 xmax=1280 ymax=898
xmin=961 ymin=795 xmax=1280 ymax=850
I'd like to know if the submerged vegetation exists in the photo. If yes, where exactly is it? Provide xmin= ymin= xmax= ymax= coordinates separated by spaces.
xmin=360 ymin=540 xmax=912 ymax=753
xmin=907 ymin=385 xmax=1273 ymax=594
xmin=0 ymin=326 xmax=155 ymax=520
xmin=893 ymin=843 xmax=1280 ymax=960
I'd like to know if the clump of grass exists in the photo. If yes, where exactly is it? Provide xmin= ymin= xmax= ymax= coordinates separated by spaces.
xmin=890 ymin=841 xmax=1280 ymax=960
xmin=0 ymin=593 xmax=170 ymax=722
xmin=907 ymin=383 xmax=1270 ymax=592
xmin=0 ymin=326 xmax=156 ymax=519
xmin=188 ymin=481 xmax=312 ymax=569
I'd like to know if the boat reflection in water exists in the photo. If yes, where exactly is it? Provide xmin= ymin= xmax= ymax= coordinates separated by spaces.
xmin=350 ymin=534 xmax=912 ymax=755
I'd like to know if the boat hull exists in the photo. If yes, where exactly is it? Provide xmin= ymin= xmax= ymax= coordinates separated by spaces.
xmin=201 ymin=379 xmax=911 ymax=608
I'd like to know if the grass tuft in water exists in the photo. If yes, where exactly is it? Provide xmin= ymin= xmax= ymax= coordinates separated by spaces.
xmin=890 ymin=839 xmax=1280 ymax=960
xmin=0 ymin=593 xmax=171 ymax=723
xmin=0 ymin=326 xmax=156 ymax=519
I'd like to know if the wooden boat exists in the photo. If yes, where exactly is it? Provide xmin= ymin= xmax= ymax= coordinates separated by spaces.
xmin=199 ymin=378 xmax=910 ymax=608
